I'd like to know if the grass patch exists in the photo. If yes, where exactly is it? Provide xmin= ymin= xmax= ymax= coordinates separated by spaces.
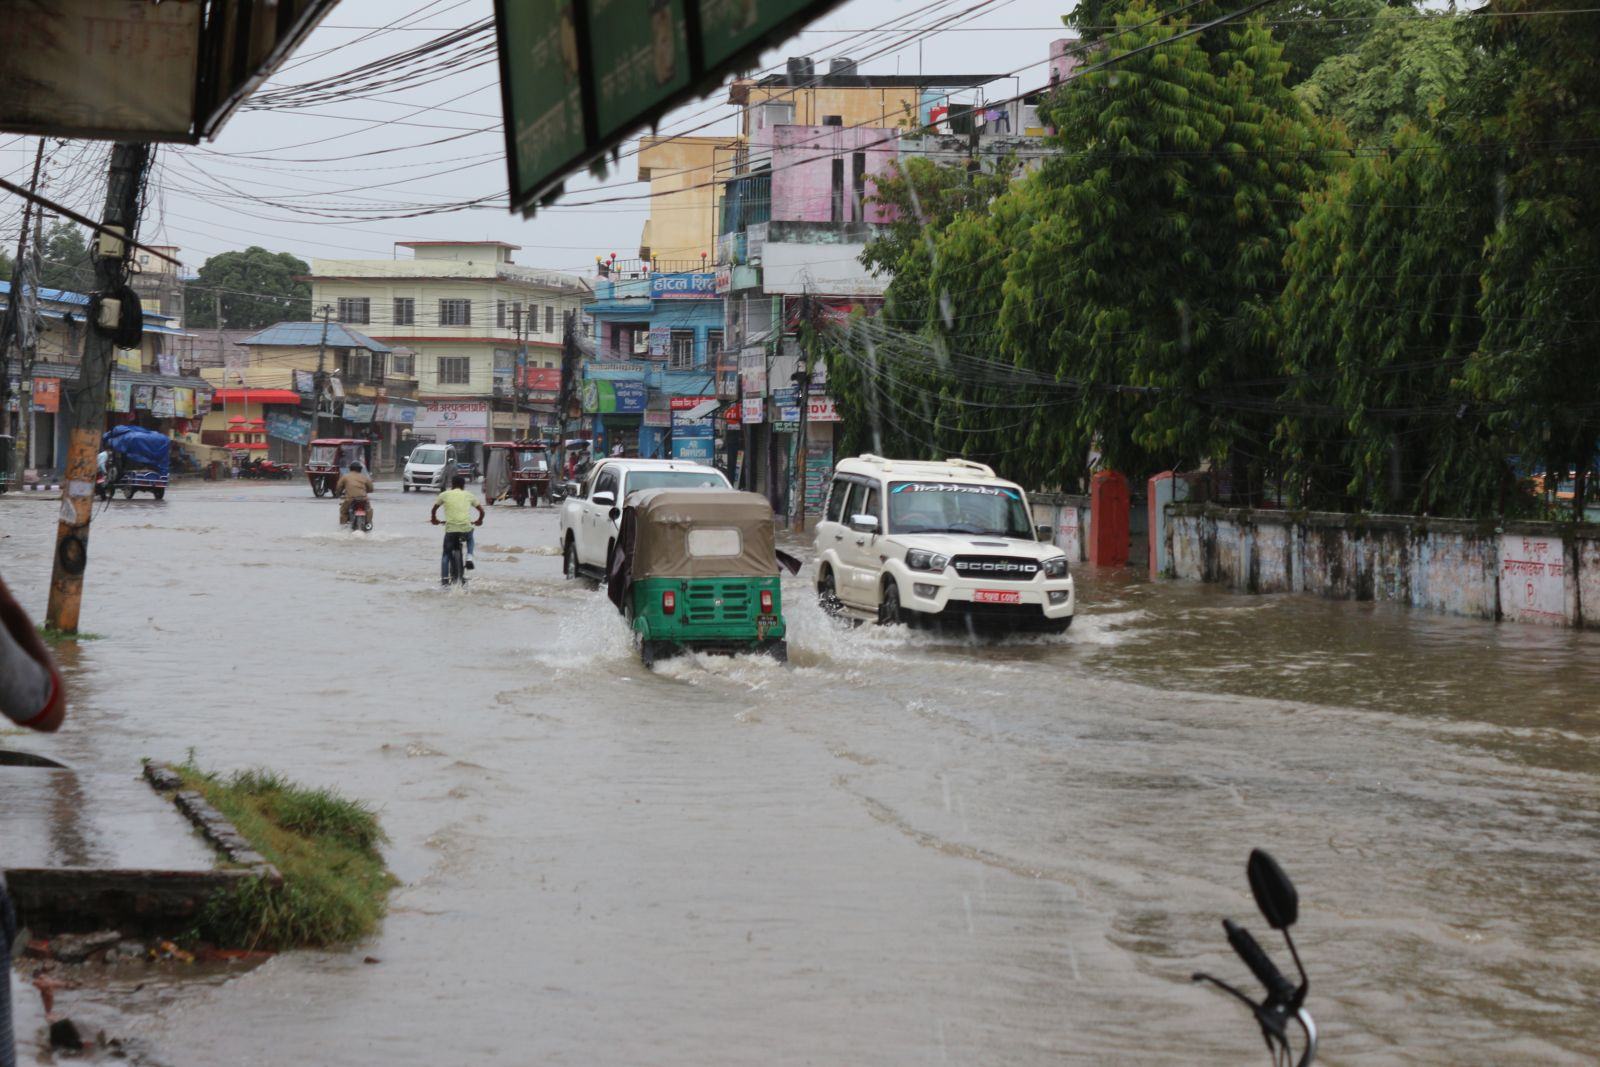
xmin=36 ymin=625 xmax=104 ymax=644
xmin=176 ymin=760 xmax=395 ymax=950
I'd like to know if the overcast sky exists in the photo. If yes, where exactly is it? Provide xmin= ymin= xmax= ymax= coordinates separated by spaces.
xmin=0 ymin=0 xmax=1077 ymax=280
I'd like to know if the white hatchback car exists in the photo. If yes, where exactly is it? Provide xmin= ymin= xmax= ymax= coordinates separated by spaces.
xmin=814 ymin=455 xmax=1074 ymax=633
xmin=558 ymin=458 xmax=731 ymax=578
xmin=402 ymin=443 xmax=457 ymax=493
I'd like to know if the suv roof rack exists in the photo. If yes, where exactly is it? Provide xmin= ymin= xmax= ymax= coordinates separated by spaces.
xmin=850 ymin=454 xmax=997 ymax=478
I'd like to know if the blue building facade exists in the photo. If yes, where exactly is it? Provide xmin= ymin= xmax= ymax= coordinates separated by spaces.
xmin=583 ymin=271 xmax=723 ymax=459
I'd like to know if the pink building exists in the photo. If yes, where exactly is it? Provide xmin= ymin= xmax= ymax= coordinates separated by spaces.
xmin=1049 ymin=39 xmax=1082 ymax=87
xmin=768 ymin=124 xmax=899 ymax=225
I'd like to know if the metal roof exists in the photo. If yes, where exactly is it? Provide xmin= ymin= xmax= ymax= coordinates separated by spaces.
xmin=28 ymin=361 xmax=215 ymax=394
xmin=238 ymin=321 xmax=392 ymax=353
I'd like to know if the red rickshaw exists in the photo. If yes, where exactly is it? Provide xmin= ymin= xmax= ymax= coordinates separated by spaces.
xmin=306 ymin=438 xmax=372 ymax=497
xmin=484 ymin=440 xmax=553 ymax=507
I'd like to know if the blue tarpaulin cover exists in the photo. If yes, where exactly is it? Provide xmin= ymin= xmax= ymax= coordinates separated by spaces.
xmin=103 ymin=425 xmax=170 ymax=474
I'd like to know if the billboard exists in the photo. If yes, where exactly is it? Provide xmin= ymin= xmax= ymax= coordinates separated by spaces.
xmin=266 ymin=412 xmax=314 ymax=446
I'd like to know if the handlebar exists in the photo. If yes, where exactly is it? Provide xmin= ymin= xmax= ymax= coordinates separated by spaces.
xmin=1223 ymin=919 xmax=1297 ymax=1007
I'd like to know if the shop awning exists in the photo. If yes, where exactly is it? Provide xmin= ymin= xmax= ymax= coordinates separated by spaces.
xmin=212 ymin=388 xmax=302 ymax=405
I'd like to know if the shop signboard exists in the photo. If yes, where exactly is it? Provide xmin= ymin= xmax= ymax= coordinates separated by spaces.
xmin=293 ymin=369 xmax=316 ymax=396
xmin=415 ymin=399 xmax=490 ymax=437
xmin=152 ymin=386 xmax=176 ymax=417
xmin=521 ymin=367 xmax=561 ymax=392
xmin=642 ymin=410 xmax=672 ymax=428
xmin=266 ymin=412 xmax=314 ymax=446
xmin=806 ymin=395 xmax=840 ymax=422
xmin=34 ymin=377 xmax=60 ymax=413
xmin=673 ymin=422 xmax=713 ymax=438
xmin=671 ymin=435 xmax=714 ymax=462
xmin=778 ymin=404 xmax=800 ymax=423
xmin=581 ymin=379 xmax=647 ymax=414
xmin=741 ymin=397 xmax=764 ymax=424
xmin=347 ymin=402 xmax=377 ymax=424
xmin=650 ymin=273 xmax=717 ymax=299
xmin=804 ymin=437 xmax=833 ymax=515
xmin=648 ymin=327 xmax=671 ymax=356
xmin=379 ymin=403 xmax=417 ymax=425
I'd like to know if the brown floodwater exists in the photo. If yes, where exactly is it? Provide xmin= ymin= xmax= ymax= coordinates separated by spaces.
xmin=3 ymin=482 xmax=1597 ymax=1065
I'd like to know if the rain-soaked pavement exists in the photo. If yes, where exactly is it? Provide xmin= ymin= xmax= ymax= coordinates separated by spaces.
xmin=2 ymin=481 xmax=1598 ymax=1065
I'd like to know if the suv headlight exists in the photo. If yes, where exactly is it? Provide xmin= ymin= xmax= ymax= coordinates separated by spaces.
xmin=905 ymin=549 xmax=949 ymax=572
xmin=1043 ymin=556 xmax=1070 ymax=579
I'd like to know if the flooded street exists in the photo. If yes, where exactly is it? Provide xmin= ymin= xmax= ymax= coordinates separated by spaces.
xmin=3 ymin=482 xmax=1598 ymax=1065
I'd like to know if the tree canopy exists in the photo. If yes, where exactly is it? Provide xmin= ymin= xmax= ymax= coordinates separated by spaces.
xmin=184 ymin=247 xmax=312 ymax=330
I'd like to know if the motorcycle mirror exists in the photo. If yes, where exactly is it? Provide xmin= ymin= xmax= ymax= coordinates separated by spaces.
xmin=1247 ymin=849 xmax=1298 ymax=930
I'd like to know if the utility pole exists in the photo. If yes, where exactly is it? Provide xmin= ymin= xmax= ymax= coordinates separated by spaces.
xmin=1 ymin=138 xmax=45 ymax=483
xmin=46 ymin=142 xmax=152 ymax=633
xmin=514 ymin=303 xmax=529 ymax=439
xmin=792 ymin=290 xmax=813 ymax=532
xmin=557 ymin=309 xmax=575 ymax=478
xmin=313 ymin=303 xmax=332 ymax=434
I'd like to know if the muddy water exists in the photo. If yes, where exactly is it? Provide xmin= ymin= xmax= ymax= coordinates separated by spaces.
xmin=2 ymin=483 xmax=1597 ymax=1065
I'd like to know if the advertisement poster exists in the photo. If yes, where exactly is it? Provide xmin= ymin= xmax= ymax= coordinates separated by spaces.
xmin=581 ymin=379 xmax=647 ymax=414
xmin=804 ymin=438 xmax=834 ymax=515
xmin=195 ymin=391 xmax=212 ymax=417
xmin=34 ymin=377 xmax=60 ymax=413
xmin=174 ymin=388 xmax=195 ymax=418
xmin=265 ymin=412 xmax=314 ymax=446
xmin=648 ymin=327 xmax=671 ymax=356
xmin=157 ymin=352 xmax=179 ymax=377
xmin=133 ymin=385 xmax=153 ymax=410
xmin=116 ymin=348 xmax=143 ymax=372
xmin=152 ymin=386 xmax=176 ymax=417
xmin=347 ymin=402 xmax=377 ymax=424
xmin=110 ymin=380 xmax=133 ymax=413
xmin=293 ymin=369 xmax=316 ymax=395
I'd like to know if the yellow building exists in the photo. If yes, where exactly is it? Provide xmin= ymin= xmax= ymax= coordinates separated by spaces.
xmin=635 ymin=135 xmax=739 ymax=268
xmin=307 ymin=241 xmax=589 ymax=443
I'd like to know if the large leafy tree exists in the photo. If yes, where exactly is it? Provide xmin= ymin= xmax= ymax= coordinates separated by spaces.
xmin=37 ymin=221 xmax=94 ymax=293
xmin=1295 ymin=7 xmax=1473 ymax=140
xmin=185 ymin=247 xmax=311 ymax=329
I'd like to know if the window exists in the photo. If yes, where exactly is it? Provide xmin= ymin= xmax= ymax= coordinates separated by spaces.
xmin=391 ymin=350 xmax=415 ymax=376
xmin=669 ymin=330 xmax=695 ymax=370
xmin=393 ymin=297 xmax=415 ymax=326
xmin=886 ymin=481 xmax=1033 ymax=537
xmin=594 ymin=468 xmax=619 ymax=498
xmin=545 ymin=305 xmax=555 ymax=334
xmin=439 ymin=299 xmax=472 ymax=327
xmin=627 ymin=469 xmax=730 ymax=493
xmin=511 ymin=301 xmax=523 ymax=333
xmin=862 ymin=485 xmax=881 ymax=522
xmin=496 ymin=300 xmax=507 ymax=328
xmin=437 ymin=355 xmax=470 ymax=385
xmin=706 ymin=330 xmax=724 ymax=364
xmin=826 ymin=479 xmax=850 ymax=523
xmin=339 ymin=349 xmax=371 ymax=381
xmin=852 ymin=152 xmax=867 ymax=222
xmin=337 ymin=297 xmax=370 ymax=324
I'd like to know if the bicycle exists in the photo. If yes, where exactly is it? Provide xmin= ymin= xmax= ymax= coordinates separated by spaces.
xmin=441 ymin=530 xmax=469 ymax=587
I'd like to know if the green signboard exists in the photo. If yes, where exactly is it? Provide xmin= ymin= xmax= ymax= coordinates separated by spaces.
xmin=496 ymin=0 xmax=847 ymax=213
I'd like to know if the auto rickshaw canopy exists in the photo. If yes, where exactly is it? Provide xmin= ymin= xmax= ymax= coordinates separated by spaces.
xmin=619 ymin=489 xmax=779 ymax=581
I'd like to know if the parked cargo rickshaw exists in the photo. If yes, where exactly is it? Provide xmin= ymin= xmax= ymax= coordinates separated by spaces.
xmin=484 ymin=441 xmax=553 ymax=507
xmin=605 ymin=489 xmax=799 ymax=668
xmin=98 ymin=425 xmax=170 ymax=500
xmin=305 ymin=438 xmax=371 ymax=497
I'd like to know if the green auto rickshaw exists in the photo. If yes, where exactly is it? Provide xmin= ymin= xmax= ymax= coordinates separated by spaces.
xmin=606 ymin=488 xmax=798 ymax=668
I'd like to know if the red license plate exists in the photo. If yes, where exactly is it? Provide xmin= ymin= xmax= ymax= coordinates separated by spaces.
xmin=973 ymin=589 xmax=1021 ymax=605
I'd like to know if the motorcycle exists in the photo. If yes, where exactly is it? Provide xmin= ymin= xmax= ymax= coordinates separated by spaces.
xmin=240 ymin=457 xmax=295 ymax=480
xmin=1194 ymin=850 xmax=1317 ymax=1066
xmin=348 ymin=498 xmax=373 ymax=533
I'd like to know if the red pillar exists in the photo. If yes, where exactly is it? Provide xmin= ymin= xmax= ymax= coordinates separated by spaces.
xmin=1089 ymin=470 xmax=1130 ymax=567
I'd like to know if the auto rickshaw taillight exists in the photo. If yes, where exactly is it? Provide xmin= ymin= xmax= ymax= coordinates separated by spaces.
xmin=662 ymin=590 xmax=676 ymax=615
xmin=760 ymin=590 xmax=773 ymax=614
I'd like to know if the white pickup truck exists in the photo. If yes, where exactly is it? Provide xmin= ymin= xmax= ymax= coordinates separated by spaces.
xmin=557 ymin=458 xmax=731 ymax=579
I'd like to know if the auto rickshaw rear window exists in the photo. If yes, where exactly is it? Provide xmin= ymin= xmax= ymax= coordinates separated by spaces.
xmin=687 ymin=528 xmax=742 ymax=558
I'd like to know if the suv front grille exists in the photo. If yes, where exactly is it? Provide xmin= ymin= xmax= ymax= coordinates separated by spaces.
xmin=684 ymin=582 xmax=753 ymax=623
xmin=949 ymin=555 xmax=1040 ymax=582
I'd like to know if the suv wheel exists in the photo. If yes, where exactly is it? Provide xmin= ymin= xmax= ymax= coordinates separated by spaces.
xmin=878 ymin=579 xmax=904 ymax=627
xmin=563 ymin=536 xmax=579 ymax=579
xmin=817 ymin=567 xmax=843 ymax=616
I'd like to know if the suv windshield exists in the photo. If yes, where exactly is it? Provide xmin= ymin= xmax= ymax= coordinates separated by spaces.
xmin=411 ymin=447 xmax=445 ymax=465
xmin=887 ymin=481 xmax=1033 ymax=537
xmin=627 ymin=469 xmax=730 ymax=493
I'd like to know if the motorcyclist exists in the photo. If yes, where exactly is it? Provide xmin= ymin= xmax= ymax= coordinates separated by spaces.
xmin=335 ymin=461 xmax=375 ymax=527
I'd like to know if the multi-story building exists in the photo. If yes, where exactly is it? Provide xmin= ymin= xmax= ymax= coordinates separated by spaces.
xmin=129 ymin=243 xmax=185 ymax=325
xmin=306 ymin=241 xmax=589 ymax=445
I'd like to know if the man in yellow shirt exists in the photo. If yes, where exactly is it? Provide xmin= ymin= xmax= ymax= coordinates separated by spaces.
xmin=430 ymin=475 xmax=484 ymax=584
xmin=335 ymin=461 xmax=375 ymax=527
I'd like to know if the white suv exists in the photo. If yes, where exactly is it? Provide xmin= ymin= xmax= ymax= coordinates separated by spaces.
xmin=559 ymin=458 xmax=731 ymax=578
xmin=814 ymin=455 xmax=1074 ymax=633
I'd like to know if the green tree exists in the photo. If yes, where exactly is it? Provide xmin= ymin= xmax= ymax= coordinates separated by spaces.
xmin=1273 ymin=128 xmax=1507 ymax=515
xmin=185 ymin=247 xmax=312 ymax=329
xmin=1295 ymin=7 xmax=1473 ymax=140
xmin=37 ymin=221 xmax=94 ymax=293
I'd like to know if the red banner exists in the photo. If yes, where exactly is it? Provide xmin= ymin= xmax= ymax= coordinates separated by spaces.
xmin=520 ymin=367 xmax=561 ymax=391
xmin=34 ymin=378 xmax=60 ymax=413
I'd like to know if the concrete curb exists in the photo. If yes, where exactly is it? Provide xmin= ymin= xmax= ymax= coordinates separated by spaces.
xmin=143 ymin=762 xmax=282 ymax=885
